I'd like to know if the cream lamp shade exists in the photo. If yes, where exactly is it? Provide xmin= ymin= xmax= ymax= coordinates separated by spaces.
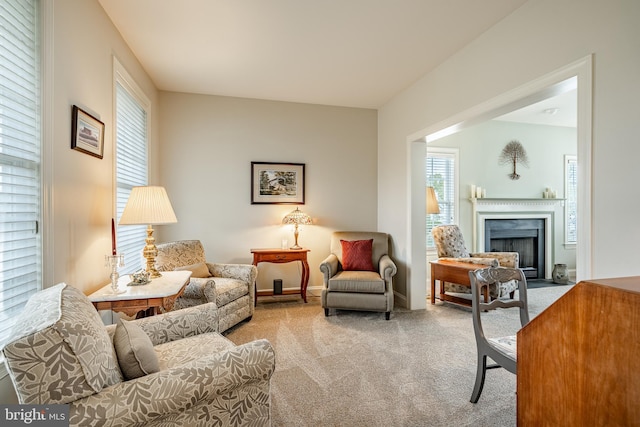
xmin=426 ymin=186 xmax=440 ymax=214
xmin=282 ymin=207 xmax=312 ymax=250
xmin=119 ymin=186 xmax=177 ymax=278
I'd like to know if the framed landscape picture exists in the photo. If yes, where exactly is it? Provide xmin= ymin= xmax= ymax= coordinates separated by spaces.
xmin=251 ymin=162 xmax=305 ymax=204
xmin=71 ymin=105 xmax=105 ymax=159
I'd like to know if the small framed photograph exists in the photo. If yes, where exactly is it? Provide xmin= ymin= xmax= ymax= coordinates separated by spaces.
xmin=251 ymin=162 xmax=305 ymax=204
xmin=71 ymin=105 xmax=105 ymax=159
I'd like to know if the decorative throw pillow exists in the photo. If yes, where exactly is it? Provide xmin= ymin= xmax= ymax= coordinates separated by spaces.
xmin=340 ymin=239 xmax=375 ymax=271
xmin=113 ymin=318 xmax=160 ymax=380
xmin=175 ymin=262 xmax=211 ymax=278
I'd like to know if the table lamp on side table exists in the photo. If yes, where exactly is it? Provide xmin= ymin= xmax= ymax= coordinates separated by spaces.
xmin=119 ymin=186 xmax=177 ymax=278
xmin=282 ymin=207 xmax=312 ymax=250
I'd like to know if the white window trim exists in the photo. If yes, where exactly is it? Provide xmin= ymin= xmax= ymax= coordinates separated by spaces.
xmin=426 ymin=147 xmax=459 ymax=255
xmin=564 ymin=154 xmax=577 ymax=247
xmin=112 ymin=57 xmax=151 ymax=275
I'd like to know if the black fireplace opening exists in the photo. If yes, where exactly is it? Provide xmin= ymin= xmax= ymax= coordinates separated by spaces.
xmin=484 ymin=218 xmax=545 ymax=279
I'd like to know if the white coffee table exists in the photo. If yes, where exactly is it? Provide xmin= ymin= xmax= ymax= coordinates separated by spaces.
xmin=88 ymin=270 xmax=192 ymax=318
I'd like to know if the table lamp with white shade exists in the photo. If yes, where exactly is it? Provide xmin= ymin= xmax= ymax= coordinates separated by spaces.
xmin=119 ymin=186 xmax=177 ymax=278
xmin=427 ymin=186 xmax=440 ymax=214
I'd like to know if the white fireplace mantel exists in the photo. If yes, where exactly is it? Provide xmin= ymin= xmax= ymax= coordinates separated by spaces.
xmin=470 ymin=198 xmax=565 ymax=278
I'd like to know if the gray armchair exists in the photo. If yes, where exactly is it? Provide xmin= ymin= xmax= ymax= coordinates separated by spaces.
xmin=1 ymin=283 xmax=275 ymax=426
xmin=432 ymin=224 xmax=519 ymax=299
xmin=320 ymin=231 xmax=397 ymax=320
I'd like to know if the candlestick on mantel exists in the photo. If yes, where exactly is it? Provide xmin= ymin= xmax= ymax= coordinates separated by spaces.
xmin=111 ymin=218 xmax=117 ymax=255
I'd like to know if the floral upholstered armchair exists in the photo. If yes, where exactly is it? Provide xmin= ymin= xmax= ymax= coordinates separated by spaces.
xmin=1 ymin=283 xmax=275 ymax=427
xmin=432 ymin=224 xmax=519 ymax=299
xmin=155 ymin=240 xmax=257 ymax=332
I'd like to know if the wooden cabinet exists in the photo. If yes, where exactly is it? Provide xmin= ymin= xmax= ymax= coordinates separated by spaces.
xmin=517 ymin=277 xmax=640 ymax=425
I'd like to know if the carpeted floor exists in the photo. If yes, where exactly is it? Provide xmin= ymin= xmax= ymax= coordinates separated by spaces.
xmin=225 ymin=285 xmax=572 ymax=427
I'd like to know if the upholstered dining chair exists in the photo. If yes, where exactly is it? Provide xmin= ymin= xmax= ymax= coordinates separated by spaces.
xmin=320 ymin=231 xmax=397 ymax=320
xmin=468 ymin=266 xmax=530 ymax=403
xmin=432 ymin=224 xmax=520 ymax=299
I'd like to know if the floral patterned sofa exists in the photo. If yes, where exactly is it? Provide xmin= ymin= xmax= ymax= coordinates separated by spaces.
xmin=155 ymin=240 xmax=257 ymax=332
xmin=432 ymin=224 xmax=519 ymax=298
xmin=1 ymin=283 xmax=275 ymax=426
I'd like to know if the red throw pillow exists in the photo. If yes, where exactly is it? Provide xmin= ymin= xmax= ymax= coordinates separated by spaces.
xmin=340 ymin=239 xmax=375 ymax=271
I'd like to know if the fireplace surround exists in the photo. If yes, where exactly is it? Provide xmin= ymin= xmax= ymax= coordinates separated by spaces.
xmin=471 ymin=198 xmax=564 ymax=279
xmin=484 ymin=218 xmax=545 ymax=279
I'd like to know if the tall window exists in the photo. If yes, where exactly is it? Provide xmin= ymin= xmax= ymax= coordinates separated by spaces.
xmin=426 ymin=148 xmax=458 ymax=249
xmin=565 ymin=155 xmax=577 ymax=245
xmin=114 ymin=60 xmax=149 ymax=274
xmin=0 ymin=0 xmax=41 ymax=348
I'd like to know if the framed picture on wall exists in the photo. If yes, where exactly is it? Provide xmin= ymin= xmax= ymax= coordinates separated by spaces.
xmin=251 ymin=162 xmax=305 ymax=204
xmin=71 ymin=105 xmax=105 ymax=159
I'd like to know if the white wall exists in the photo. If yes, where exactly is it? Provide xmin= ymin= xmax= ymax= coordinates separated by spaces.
xmin=157 ymin=92 xmax=378 ymax=293
xmin=432 ymin=120 xmax=577 ymax=270
xmin=50 ymin=0 xmax=159 ymax=293
xmin=0 ymin=0 xmax=160 ymax=404
xmin=379 ymin=0 xmax=640 ymax=308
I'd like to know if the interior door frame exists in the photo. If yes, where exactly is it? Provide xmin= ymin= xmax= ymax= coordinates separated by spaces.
xmin=405 ymin=55 xmax=592 ymax=310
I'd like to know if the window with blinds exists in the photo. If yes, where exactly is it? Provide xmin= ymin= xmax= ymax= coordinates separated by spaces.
xmin=0 ymin=0 xmax=41 ymax=348
xmin=426 ymin=149 xmax=457 ymax=249
xmin=565 ymin=155 xmax=577 ymax=244
xmin=115 ymin=69 xmax=149 ymax=274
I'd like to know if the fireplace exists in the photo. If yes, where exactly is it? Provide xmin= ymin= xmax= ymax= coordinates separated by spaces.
xmin=484 ymin=218 xmax=545 ymax=279
xmin=472 ymin=198 xmax=564 ymax=279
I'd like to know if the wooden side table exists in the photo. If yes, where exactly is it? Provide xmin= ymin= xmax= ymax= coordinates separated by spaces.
xmin=430 ymin=259 xmax=488 ymax=307
xmin=88 ymin=270 xmax=192 ymax=318
xmin=251 ymin=248 xmax=310 ymax=305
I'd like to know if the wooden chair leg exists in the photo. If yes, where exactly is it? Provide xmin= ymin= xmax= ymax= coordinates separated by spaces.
xmin=471 ymin=354 xmax=487 ymax=403
xmin=324 ymin=308 xmax=330 ymax=317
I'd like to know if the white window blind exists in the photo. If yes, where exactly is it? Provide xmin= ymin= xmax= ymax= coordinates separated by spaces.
xmin=565 ymin=155 xmax=577 ymax=244
xmin=0 ymin=0 xmax=41 ymax=347
xmin=115 ymin=80 xmax=148 ymax=274
xmin=426 ymin=150 xmax=456 ymax=249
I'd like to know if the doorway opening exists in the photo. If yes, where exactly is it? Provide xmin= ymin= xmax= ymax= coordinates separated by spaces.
xmin=409 ymin=56 xmax=592 ymax=310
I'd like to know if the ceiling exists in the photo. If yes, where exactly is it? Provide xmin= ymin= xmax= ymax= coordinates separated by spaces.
xmin=98 ymin=0 xmax=528 ymax=109
xmin=494 ymin=88 xmax=577 ymax=128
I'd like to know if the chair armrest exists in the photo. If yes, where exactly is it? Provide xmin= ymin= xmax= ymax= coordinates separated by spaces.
xmin=207 ymin=263 xmax=257 ymax=285
xmin=444 ymin=256 xmax=499 ymax=267
xmin=133 ymin=303 xmax=219 ymax=345
xmin=471 ymin=252 xmax=519 ymax=268
xmin=378 ymin=254 xmax=397 ymax=281
xmin=319 ymin=254 xmax=339 ymax=284
xmin=70 ymin=339 xmax=276 ymax=426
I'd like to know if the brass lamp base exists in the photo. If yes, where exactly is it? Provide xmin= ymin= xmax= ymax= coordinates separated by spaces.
xmin=290 ymin=224 xmax=302 ymax=250
xmin=143 ymin=224 xmax=162 ymax=279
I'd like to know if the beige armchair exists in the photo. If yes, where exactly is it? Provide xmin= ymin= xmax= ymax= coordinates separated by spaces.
xmin=1 ymin=283 xmax=275 ymax=426
xmin=432 ymin=224 xmax=519 ymax=298
xmin=155 ymin=240 xmax=257 ymax=332
xmin=320 ymin=231 xmax=397 ymax=320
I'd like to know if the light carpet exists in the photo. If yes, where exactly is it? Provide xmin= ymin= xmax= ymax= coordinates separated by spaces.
xmin=225 ymin=285 xmax=572 ymax=427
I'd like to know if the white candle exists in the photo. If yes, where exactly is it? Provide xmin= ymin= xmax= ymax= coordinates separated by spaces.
xmin=482 ymin=188 xmax=487 ymax=198
xmin=471 ymin=185 xmax=476 ymax=198
xmin=476 ymin=187 xmax=482 ymax=198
